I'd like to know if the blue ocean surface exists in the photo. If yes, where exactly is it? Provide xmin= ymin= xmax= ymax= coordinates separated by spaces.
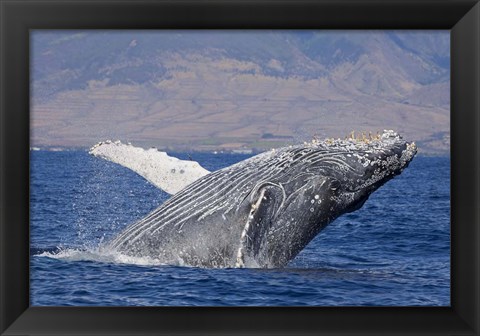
xmin=30 ymin=151 xmax=450 ymax=306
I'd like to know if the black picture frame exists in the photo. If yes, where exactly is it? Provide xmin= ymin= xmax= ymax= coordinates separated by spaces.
xmin=1 ymin=0 xmax=479 ymax=335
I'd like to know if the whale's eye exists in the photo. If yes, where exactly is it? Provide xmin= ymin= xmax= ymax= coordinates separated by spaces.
xmin=329 ymin=180 xmax=341 ymax=191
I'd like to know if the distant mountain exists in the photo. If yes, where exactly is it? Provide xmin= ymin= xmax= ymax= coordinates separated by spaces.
xmin=31 ymin=31 xmax=450 ymax=155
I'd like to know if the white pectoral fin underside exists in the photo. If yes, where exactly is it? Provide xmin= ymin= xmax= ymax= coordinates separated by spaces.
xmin=235 ymin=183 xmax=285 ymax=268
xmin=89 ymin=141 xmax=210 ymax=195
xmin=236 ymin=189 xmax=266 ymax=268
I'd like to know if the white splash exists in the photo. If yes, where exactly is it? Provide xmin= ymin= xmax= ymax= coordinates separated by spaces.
xmin=36 ymin=246 xmax=170 ymax=266
xmin=89 ymin=140 xmax=210 ymax=195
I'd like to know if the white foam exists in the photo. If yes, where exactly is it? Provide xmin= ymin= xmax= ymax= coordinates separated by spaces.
xmin=89 ymin=141 xmax=210 ymax=195
xmin=36 ymin=247 xmax=169 ymax=266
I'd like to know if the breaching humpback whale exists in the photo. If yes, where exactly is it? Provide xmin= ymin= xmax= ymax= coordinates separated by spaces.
xmin=91 ymin=130 xmax=417 ymax=268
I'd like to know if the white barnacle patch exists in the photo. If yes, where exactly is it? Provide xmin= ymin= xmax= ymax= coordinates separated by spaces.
xmin=314 ymin=194 xmax=320 ymax=199
xmin=386 ymin=154 xmax=400 ymax=169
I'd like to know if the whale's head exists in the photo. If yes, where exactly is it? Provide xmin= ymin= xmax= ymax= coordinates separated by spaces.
xmin=245 ymin=130 xmax=417 ymax=268
xmin=314 ymin=130 xmax=418 ymax=216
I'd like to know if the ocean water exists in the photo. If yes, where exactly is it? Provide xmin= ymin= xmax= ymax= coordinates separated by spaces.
xmin=30 ymin=151 xmax=450 ymax=306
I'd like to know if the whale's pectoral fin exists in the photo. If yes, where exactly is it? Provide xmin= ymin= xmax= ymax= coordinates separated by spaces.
xmin=89 ymin=140 xmax=210 ymax=195
xmin=236 ymin=183 xmax=285 ymax=267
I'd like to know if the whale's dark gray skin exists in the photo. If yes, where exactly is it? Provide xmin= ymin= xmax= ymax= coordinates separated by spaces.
xmin=108 ymin=130 xmax=417 ymax=268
